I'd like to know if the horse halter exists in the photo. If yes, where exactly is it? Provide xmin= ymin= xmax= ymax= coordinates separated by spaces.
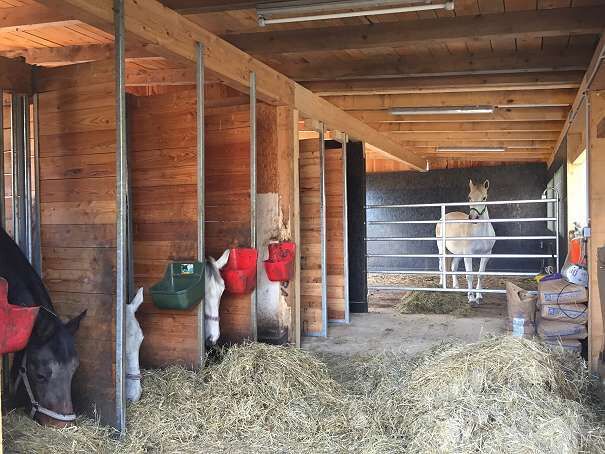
xmin=14 ymin=353 xmax=77 ymax=422
xmin=469 ymin=204 xmax=487 ymax=218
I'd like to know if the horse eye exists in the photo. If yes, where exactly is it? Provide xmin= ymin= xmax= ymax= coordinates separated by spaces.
xmin=35 ymin=373 xmax=49 ymax=383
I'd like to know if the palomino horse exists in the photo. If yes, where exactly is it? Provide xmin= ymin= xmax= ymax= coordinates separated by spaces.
xmin=436 ymin=179 xmax=496 ymax=304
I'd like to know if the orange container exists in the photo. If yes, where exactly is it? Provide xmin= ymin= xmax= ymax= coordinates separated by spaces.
xmin=569 ymin=237 xmax=586 ymax=266
xmin=0 ymin=278 xmax=40 ymax=354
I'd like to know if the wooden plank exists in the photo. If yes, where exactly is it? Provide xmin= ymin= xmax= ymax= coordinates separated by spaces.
xmin=0 ymin=4 xmax=73 ymax=32
xmin=324 ymin=89 xmax=576 ymax=111
xmin=226 ymin=6 xmax=605 ymax=54
xmin=588 ymin=90 xmax=605 ymax=373
xmin=348 ymin=107 xmax=571 ymax=123
xmin=1 ymin=43 xmax=153 ymax=65
xmin=303 ymin=71 xmax=584 ymax=96
xmin=283 ymin=50 xmax=592 ymax=81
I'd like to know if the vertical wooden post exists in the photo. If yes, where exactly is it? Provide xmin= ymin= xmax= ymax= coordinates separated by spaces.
xmin=293 ymin=110 xmax=301 ymax=347
xmin=588 ymin=89 xmax=605 ymax=371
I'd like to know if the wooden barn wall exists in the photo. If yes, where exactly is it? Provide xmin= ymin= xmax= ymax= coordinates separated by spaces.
xmin=128 ymin=87 xmax=252 ymax=359
xmin=205 ymin=102 xmax=252 ymax=344
xmin=34 ymin=60 xmax=117 ymax=426
xmin=299 ymin=138 xmax=323 ymax=335
xmin=325 ymin=144 xmax=346 ymax=322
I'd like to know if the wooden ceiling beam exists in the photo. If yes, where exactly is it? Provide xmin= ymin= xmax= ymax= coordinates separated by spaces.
xmin=35 ymin=0 xmax=426 ymax=170
xmin=350 ymin=107 xmax=570 ymax=123
xmin=302 ymin=71 xmax=584 ymax=96
xmin=161 ymin=0 xmax=264 ymax=14
xmin=368 ymin=121 xmax=564 ymax=132
xmin=226 ymin=6 xmax=605 ymax=55
xmin=283 ymin=50 xmax=592 ymax=81
xmin=126 ymin=66 xmax=195 ymax=86
xmin=324 ymin=89 xmax=576 ymax=111
xmin=394 ymin=139 xmax=556 ymax=148
xmin=0 ymin=4 xmax=76 ymax=32
xmin=0 ymin=44 xmax=158 ymax=65
xmin=386 ymin=131 xmax=560 ymax=141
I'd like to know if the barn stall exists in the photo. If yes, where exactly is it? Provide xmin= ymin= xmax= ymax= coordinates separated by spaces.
xmin=1 ymin=0 xmax=605 ymax=451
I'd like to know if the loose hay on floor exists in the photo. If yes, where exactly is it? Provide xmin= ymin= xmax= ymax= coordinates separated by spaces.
xmin=395 ymin=291 xmax=473 ymax=317
xmin=3 ymin=338 xmax=605 ymax=454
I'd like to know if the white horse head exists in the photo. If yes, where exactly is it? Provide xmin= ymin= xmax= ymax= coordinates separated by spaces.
xmin=468 ymin=179 xmax=490 ymax=220
xmin=126 ymin=287 xmax=144 ymax=402
xmin=205 ymin=249 xmax=230 ymax=346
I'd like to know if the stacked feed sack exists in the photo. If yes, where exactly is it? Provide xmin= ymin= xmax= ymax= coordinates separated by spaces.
xmin=506 ymin=282 xmax=537 ymax=338
xmin=536 ymin=277 xmax=588 ymax=353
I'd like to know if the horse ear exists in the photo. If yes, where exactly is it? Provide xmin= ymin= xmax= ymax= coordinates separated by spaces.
xmin=129 ymin=287 xmax=144 ymax=312
xmin=65 ymin=310 xmax=87 ymax=335
xmin=483 ymin=179 xmax=490 ymax=190
xmin=469 ymin=179 xmax=474 ymax=189
xmin=215 ymin=249 xmax=230 ymax=270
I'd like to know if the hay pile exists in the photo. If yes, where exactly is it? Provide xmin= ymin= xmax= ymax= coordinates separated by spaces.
xmin=3 ymin=338 xmax=605 ymax=454
xmin=395 ymin=291 xmax=473 ymax=317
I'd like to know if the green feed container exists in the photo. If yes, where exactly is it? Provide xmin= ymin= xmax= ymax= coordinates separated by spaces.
xmin=150 ymin=261 xmax=205 ymax=310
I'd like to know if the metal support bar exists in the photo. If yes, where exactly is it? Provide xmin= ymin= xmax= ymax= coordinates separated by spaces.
xmin=0 ymin=90 xmax=4 ymax=230
xmin=369 ymin=253 xmax=556 ymax=258
xmin=342 ymin=135 xmax=350 ymax=324
xmin=369 ymin=217 xmax=557 ymax=224
xmin=32 ymin=94 xmax=42 ymax=274
xmin=371 ymin=270 xmax=538 ymax=276
xmin=367 ymin=236 xmax=558 ymax=241
xmin=23 ymin=96 xmax=33 ymax=263
xmin=366 ymin=198 xmax=558 ymax=209
xmin=249 ymin=71 xmax=258 ymax=341
xmin=369 ymin=286 xmax=513 ymax=294
xmin=11 ymin=95 xmax=26 ymax=250
xmin=319 ymin=124 xmax=328 ymax=337
xmin=113 ymin=0 xmax=127 ymax=435
xmin=196 ymin=42 xmax=206 ymax=364
xmin=440 ymin=205 xmax=446 ymax=289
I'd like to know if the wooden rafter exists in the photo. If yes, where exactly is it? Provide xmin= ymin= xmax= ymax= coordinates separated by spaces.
xmin=225 ymin=6 xmax=605 ymax=55
xmin=350 ymin=107 xmax=570 ymax=123
xmin=0 ymin=44 xmax=155 ymax=65
xmin=303 ymin=72 xmax=584 ymax=96
xmin=34 ymin=0 xmax=426 ymax=170
xmin=324 ymin=89 xmax=576 ymax=111
xmin=282 ymin=50 xmax=592 ymax=81
xmin=0 ymin=4 xmax=75 ymax=32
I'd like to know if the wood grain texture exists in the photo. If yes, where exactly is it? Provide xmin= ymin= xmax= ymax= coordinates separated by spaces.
xmin=36 ymin=60 xmax=117 ymax=426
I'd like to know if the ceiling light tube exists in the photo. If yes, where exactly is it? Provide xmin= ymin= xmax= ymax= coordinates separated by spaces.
xmin=258 ymin=0 xmax=423 ymax=17
xmin=258 ymin=1 xmax=454 ymax=26
xmin=437 ymin=147 xmax=507 ymax=153
xmin=389 ymin=105 xmax=495 ymax=115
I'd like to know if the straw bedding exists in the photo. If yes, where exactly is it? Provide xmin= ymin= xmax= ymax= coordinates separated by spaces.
xmin=3 ymin=338 xmax=605 ymax=454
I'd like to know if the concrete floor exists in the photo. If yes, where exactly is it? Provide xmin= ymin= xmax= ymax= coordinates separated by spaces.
xmin=302 ymin=306 xmax=507 ymax=357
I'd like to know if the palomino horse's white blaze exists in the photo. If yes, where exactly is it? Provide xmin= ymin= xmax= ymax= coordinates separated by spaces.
xmin=436 ymin=179 xmax=496 ymax=303
xmin=126 ymin=287 xmax=144 ymax=402
xmin=205 ymin=249 xmax=230 ymax=346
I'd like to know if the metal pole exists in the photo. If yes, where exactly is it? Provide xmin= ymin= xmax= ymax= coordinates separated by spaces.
xmin=114 ymin=0 xmax=127 ymax=435
xmin=554 ymin=188 xmax=560 ymax=272
xmin=441 ymin=204 xmax=446 ymax=289
xmin=11 ymin=95 xmax=25 ymax=249
xmin=0 ymin=90 xmax=4 ymax=230
xmin=249 ymin=71 xmax=257 ymax=341
xmin=319 ymin=125 xmax=328 ymax=337
xmin=32 ymin=94 xmax=42 ymax=274
xmin=342 ymin=136 xmax=350 ymax=324
xmin=23 ymin=95 xmax=33 ymax=263
xmin=196 ymin=42 xmax=206 ymax=364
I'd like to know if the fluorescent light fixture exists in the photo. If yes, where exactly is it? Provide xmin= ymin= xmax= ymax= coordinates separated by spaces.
xmin=258 ymin=1 xmax=454 ymax=26
xmin=437 ymin=147 xmax=507 ymax=153
xmin=389 ymin=105 xmax=495 ymax=115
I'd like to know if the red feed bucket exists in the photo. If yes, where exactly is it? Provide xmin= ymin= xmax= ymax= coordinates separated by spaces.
xmin=0 ymin=278 xmax=40 ymax=355
xmin=264 ymin=242 xmax=296 ymax=282
xmin=221 ymin=248 xmax=258 ymax=294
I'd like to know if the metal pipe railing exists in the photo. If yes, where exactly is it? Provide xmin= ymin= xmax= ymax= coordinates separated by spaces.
xmin=369 ymin=253 xmax=555 ymax=258
xmin=196 ymin=41 xmax=206 ymax=365
xmin=367 ymin=235 xmax=557 ymax=241
xmin=371 ymin=270 xmax=538 ymax=276
xmin=366 ymin=198 xmax=558 ymax=209
xmin=369 ymin=217 xmax=556 ymax=224
xmin=250 ymin=71 xmax=258 ymax=341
